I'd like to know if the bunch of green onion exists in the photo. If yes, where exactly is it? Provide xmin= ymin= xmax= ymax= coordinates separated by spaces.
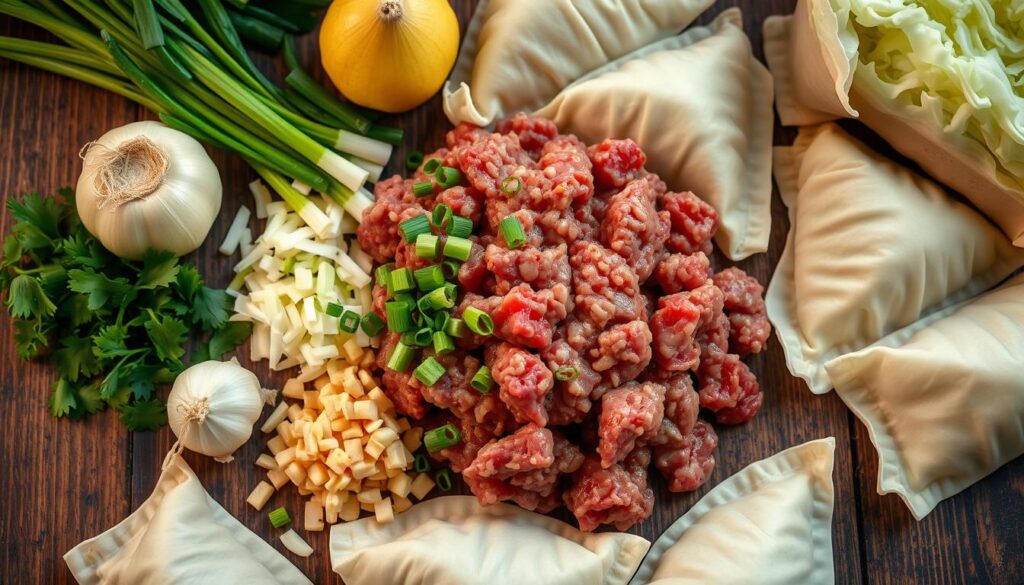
xmin=0 ymin=0 xmax=403 ymax=220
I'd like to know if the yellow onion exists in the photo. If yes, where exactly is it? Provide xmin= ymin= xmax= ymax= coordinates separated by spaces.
xmin=320 ymin=0 xmax=460 ymax=113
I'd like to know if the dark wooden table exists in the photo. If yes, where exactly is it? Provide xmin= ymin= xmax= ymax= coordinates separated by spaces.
xmin=1 ymin=1 xmax=1022 ymax=583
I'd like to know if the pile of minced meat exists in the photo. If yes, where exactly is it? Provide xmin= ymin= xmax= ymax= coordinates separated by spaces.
xmin=357 ymin=114 xmax=770 ymax=531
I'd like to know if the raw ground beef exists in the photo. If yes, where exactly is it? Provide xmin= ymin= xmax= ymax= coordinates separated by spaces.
xmin=360 ymin=114 xmax=769 ymax=531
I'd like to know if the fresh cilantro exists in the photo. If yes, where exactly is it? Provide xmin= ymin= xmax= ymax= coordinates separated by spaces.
xmin=208 ymin=321 xmax=252 ymax=360
xmin=6 ymin=275 xmax=56 ymax=318
xmin=68 ymin=269 xmax=136 ymax=310
xmin=192 ymin=286 xmax=230 ymax=330
xmin=0 ymin=190 xmax=254 ymax=432
xmin=119 ymin=399 xmax=168 ymax=432
xmin=137 ymin=250 xmax=180 ymax=289
xmin=54 ymin=335 xmax=102 ymax=382
xmin=47 ymin=378 xmax=77 ymax=418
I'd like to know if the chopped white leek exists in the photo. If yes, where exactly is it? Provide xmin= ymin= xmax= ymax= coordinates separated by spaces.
xmin=219 ymin=205 xmax=252 ymax=256
xmin=280 ymin=529 xmax=314 ymax=558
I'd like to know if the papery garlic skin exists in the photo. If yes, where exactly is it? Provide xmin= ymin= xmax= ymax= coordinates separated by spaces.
xmin=77 ymin=121 xmax=222 ymax=260
xmin=167 ymin=360 xmax=264 ymax=463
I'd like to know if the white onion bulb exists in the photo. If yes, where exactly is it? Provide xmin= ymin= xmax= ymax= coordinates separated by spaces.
xmin=76 ymin=121 xmax=222 ymax=259
xmin=167 ymin=360 xmax=266 ymax=463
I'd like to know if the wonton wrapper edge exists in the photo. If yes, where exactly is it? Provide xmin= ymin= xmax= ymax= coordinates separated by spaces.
xmin=825 ymin=274 xmax=1024 ymax=520
xmin=629 ymin=438 xmax=836 ymax=585
xmin=330 ymin=495 xmax=651 ymax=585
xmin=63 ymin=454 xmax=311 ymax=585
xmin=444 ymin=0 xmax=717 ymax=126
xmin=767 ymin=124 xmax=1024 ymax=394
xmin=535 ymin=8 xmax=774 ymax=260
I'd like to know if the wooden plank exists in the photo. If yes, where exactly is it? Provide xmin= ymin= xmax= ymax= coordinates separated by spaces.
xmin=0 ymin=16 xmax=135 ymax=585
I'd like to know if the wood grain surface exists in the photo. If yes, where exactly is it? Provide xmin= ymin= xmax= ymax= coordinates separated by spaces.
xmin=1 ymin=1 xmax=1022 ymax=584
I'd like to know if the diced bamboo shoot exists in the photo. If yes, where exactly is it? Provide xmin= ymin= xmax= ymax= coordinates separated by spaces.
xmin=304 ymin=501 xmax=325 ymax=532
xmin=247 ymin=481 xmax=274 ymax=511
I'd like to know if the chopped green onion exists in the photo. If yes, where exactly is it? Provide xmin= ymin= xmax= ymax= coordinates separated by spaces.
xmin=423 ymin=159 xmax=441 ymax=174
xmin=418 ymin=286 xmax=456 ymax=312
xmin=413 ymin=327 xmax=433 ymax=346
xmin=325 ymin=302 xmax=343 ymax=318
xmin=431 ymin=204 xmax=453 ymax=228
xmin=471 ymin=366 xmax=494 ymax=393
xmin=443 ymin=236 xmax=473 ymax=261
xmin=413 ymin=357 xmax=446 ymax=386
xmin=499 ymin=216 xmax=527 ymax=249
xmin=339 ymin=310 xmax=360 ymax=333
xmin=433 ymin=331 xmax=455 ymax=355
xmin=415 ymin=233 xmax=440 ymax=259
xmin=555 ymin=367 xmax=579 ymax=382
xmin=441 ymin=260 xmax=462 ymax=280
xmin=390 ymin=267 xmax=415 ymax=293
xmin=360 ymin=312 xmax=385 ymax=337
xmin=463 ymin=307 xmax=494 ymax=336
xmin=433 ymin=311 xmax=450 ymax=332
xmin=436 ymin=166 xmax=463 ymax=188
xmin=446 ymin=216 xmax=473 ymax=238
xmin=414 ymin=453 xmax=431 ymax=473
xmin=375 ymin=263 xmax=394 ymax=288
xmin=412 ymin=181 xmax=435 ymax=198
xmin=399 ymin=214 xmax=430 ymax=243
xmin=387 ymin=340 xmax=416 ymax=372
xmin=268 ymin=506 xmax=291 ymax=529
xmin=406 ymin=150 xmax=424 ymax=171
xmin=385 ymin=301 xmax=413 ymax=333
xmin=394 ymin=292 xmax=416 ymax=307
xmin=414 ymin=265 xmax=445 ymax=291
xmin=444 ymin=317 xmax=466 ymax=338
xmin=501 ymin=176 xmax=522 ymax=196
xmin=435 ymin=469 xmax=453 ymax=492
xmin=424 ymin=423 xmax=462 ymax=453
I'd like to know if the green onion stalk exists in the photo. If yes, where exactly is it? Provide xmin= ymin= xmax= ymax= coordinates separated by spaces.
xmin=0 ymin=0 xmax=400 ymax=226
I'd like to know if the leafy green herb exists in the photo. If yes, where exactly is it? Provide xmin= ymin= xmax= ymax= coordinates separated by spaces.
xmin=0 ymin=190 xmax=250 ymax=431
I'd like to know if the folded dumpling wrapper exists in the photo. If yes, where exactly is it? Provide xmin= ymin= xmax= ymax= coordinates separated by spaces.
xmin=330 ymin=495 xmax=650 ymax=585
xmin=444 ymin=0 xmax=715 ymax=126
xmin=535 ymin=8 xmax=774 ymax=260
xmin=64 ymin=454 xmax=312 ymax=585
xmin=762 ymin=0 xmax=1024 ymax=246
xmin=767 ymin=123 xmax=1023 ymax=394
xmin=631 ymin=438 xmax=836 ymax=585
xmin=826 ymin=273 xmax=1024 ymax=520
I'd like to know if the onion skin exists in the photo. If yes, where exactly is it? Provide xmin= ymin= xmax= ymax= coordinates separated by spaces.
xmin=76 ymin=121 xmax=222 ymax=259
xmin=320 ymin=0 xmax=460 ymax=113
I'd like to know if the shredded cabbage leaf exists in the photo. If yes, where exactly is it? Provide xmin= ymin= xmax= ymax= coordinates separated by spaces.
xmin=834 ymin=0 xmax=1024 ymax=189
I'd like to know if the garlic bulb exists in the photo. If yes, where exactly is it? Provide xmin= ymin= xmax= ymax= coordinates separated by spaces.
xmin=167 ymin=360 xmax=267 ymax=463
xmin=76 ymin=121 xmax=222 ymax=260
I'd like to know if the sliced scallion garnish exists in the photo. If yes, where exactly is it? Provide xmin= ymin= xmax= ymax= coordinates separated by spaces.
xmin=444 ymin=317 xmax=466 ymax=338
xmin=441 ymin=259 xmax=461 ymax=280
xmin=389 ymin=267 xmax=415 ymax=293
xmin=413 ymin=265 xmax=445 ymax=291
xmin=431 ymin=204 xmax=452 ymax=228
xmin=412 ymin=181 xmax=434 ymax=198
xmin=554 ymin=367 xmax=580 ymax=382
xmin=406 ymin=150 xmax=425 ymax=170
xmin=433 ymin=331 xmax=454 ymax=355
xmin=360 ymin=312 xmax=385 ymax=337
xmin=417 ymin=285 xmax=456 ymax=312
xmin=435 ymin=468 xmax=454 ymax=491
xmin=499 ymin=215 xmax=527 ymax=249
xmin=415 ymin=233 xmax=440 ymax=259
xmin=375 ymin=263 xmax=394 ymax=288
xmin=268 ymin=506 xmax=291 ymax=529
xmin=462 ymin=306 xmax=494 ymax=336
xmin=443 ymin=236 xmax=473 ymax=261
xmin=423 ymin=158 xmax=441 ymax=174
xmin=325 ymin=302 xmax=344 ymax=317
xmin=414 ymin=453 xmax=431 ymax=473
xmin=446 ymin=216 xmax=473 ymax=238
xmin=399 ymin=214 xmax=431 ymax=242
xmin=385 ymin=300 xmax=413 ymax=333
xmin=501 ymin=176 xmax=521 ymax=196
xmin=436 ymin=166 xmax=462 ymax=188
xmin=414 ymin=357 xmax=446 ymax=386
xmin=387 ymin=340 xmax=416 ymax=372
xmin=339 ymin=310 xmax=360 ymax=333
xmin=424 ymin=423 xmax=462 ymax=452
xmin=471 ymin=366 xmax=494 ymax=393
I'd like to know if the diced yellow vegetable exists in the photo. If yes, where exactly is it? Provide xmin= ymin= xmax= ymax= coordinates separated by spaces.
xmin=303 ymin=390 xmax=321 ymax=411
xmin=342 ymin=338 xmax=363 ymax=362
xmin=350 ymin=460 xmax=377 ymax=480
xmin=410 ymin=473 xmax=435 ymax=500
xmin=308 ymin=461 xmax=330 ymax=487
xmin=374 ymin=498 xmax=394 ymax=523
xmin=402 ymin=427 xmax=424 ymax=453
xmin=286 ymin=403 xmax=303 ymax=423
xmin=344 ymin=438 xmax=364 ymax=463
xmin=255 ymin=453 xmax=278 ymax=470
xmin=261 ymin=401 xmax=289 ymax=433
xmin=383 ymin=441 xmax=408 ymax=470
xmin=282 ymin=378 xmax=305 ymax=400
xmin=340 ymin=496 xmax=361 ymax=522
xmin=352 ymin=400 xmax=377 ymax=421
xmin=393 ymin=494 xmax=412 ymax=514
xmin=266 ymin=436 xmax=287 ymax=456
xmin=388 ymin=472 xmax=412 ymax=499
xmin=326 ymin=493 xmax=342 ymax=524
xmin=277 ymin=420 xmax=296 ymax=446
xmin=305 ymin=501 xmax=325 ymax=532
xmin=365 ymin=439 xmax=386 ymax=460
xmin=275 ymin=447 xmax=296 ymax=468
xmin=356 ymin=488 xmax=382 ymax=504
xmin=363 ymin=418 xmax=384 ymax=433
xmin=397 ymin=418 xmax=412 ymax=432
xmin=319 ymin=437 xmax=340 ymax=452
xmin=342 ymin=425 xmax=363 ymax=440
xmin=314 ymin=373 xmax=332 ymax=391
xmin=267 ymin=468 xmax=289 ymax=490
xmin=247 ymin=481 xmax=274 ymax=511
xmin=285 ymin=461 xmax=307 ymax=486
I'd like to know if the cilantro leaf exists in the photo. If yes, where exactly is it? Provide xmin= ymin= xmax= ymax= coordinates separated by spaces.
xmin=54 ymin=335 xmax=103 ymax=382
xmin=14 ymin=318 xmax=47 ymax=359
xmin=7 ymin=193 xmax=63 ymax=240
xmin=68 ymin=269 xmax=136 ymax=311
xmin=105 ymin=385 xmax=132 ymax=411
xmin=61 ymin=231 xmax=107 ymax=269
xmin=93 ymin=324 xmax=138 ymax=358
xmin=76 ymin=382 xmax=106 ymax=416
xmin=125 ymin=363 xmax=160 ymax=401
xmin=174 ymin=264 xmax=202 ymax=300
xmin=192 ymin=287 xmax=230 ymax=330
xmin=6 ymin=275 xmax=56 ymax=318
xmin=144 ymin=313 xmax=188 ymax=363
xmin=47 ymin=378 xmax=77 ymax=418
xmin=208 ymin=321 xmax=252 ymax=360
xmin=58 ymin=294 xmax=95 ymax=328
xmin=119 ymin=399 xmax=167 ymax=432
xmin=137 ymin=250 xmax=179 ymax=289
xmin=2 ymin=234 xmax=23 ymax=268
